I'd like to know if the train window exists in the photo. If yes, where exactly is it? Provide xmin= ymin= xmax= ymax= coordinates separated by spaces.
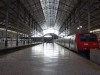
xmin=80 ymin=34 xmax=97 ymax=42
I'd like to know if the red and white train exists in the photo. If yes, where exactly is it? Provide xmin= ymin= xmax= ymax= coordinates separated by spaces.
xmin=56 ymin=33 xmax=99 ymax=58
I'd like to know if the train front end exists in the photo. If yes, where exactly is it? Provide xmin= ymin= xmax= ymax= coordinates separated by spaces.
xmin=76 ymin=33 xmax=99 ymax=51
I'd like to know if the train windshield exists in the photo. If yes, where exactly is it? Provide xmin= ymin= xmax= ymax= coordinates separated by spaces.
xmin=80 ymin=34 xmax=97 ymax=42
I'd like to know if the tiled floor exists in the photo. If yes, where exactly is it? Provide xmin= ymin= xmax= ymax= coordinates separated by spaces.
xmin=0 ymin=43 xmax=100 ymax=75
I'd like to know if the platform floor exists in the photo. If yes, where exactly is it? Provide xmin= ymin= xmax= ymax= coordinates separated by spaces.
xmin=0 ymin=43 xmax=100 ymax=75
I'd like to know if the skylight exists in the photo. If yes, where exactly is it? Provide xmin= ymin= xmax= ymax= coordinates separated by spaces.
xmin=40 ymin=0 xmax=59 ymax=28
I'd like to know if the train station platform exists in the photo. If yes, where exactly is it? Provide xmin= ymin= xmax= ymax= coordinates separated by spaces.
xmin=0 ymin=43 xmax=100 ymax=75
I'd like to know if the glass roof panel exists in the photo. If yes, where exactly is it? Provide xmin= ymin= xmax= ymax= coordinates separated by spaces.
xmin=40 ymin=0 xmax=59 ymax=29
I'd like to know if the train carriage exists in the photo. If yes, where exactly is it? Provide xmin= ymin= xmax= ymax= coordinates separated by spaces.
xmin=56 ymin=33 xmax=99 ymax=59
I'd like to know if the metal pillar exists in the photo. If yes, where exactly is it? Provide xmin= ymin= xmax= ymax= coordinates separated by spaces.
xmin=87 ymin=0 xmax=91 ymax=32
xmin=65 ymin=22 xmax=66 ymax=36
xmin=42 ymin=34 xmax=44 ymax=44
xmin=23 ymin=7 xmax=27 ymax=45
xmin=69 ymin=16 xmax=71 ymax=34
xmin=36 ymin=24 xmax=37 ymax=43
xmin=53 ymin=29 xmax=54 ymax=44
xmin=34 ymin=22 xmax=36 ymax=43
xmin=27 ymin=35 xmax=29 ymax=44
xmin=31 ymin=19 xmax=33 ymax=29
xmin=42 ymin=35 xmax=44 ymax=46
xmin=24 ymin=34 xmax=25 ymax=45
xmin=16 ymin=32 xmax=19 ymax=46
xmin=78 ymin=4 xmax=81 ymax=32
xmin=36 ymin=23 xmax=37 ymax=36
xmin=31 ymin=19 xmax=34 ymax=44
xmin=28 ymin=15 xmax=31 ymax=45
xmin=31 ymin=37 xmax=32 ymax=44
xmin=21 ymin=33 xmax=23 ymax=45
xmin=73 ymin=10 xmax=75 ymax=23
xmin=67 ymin=19 xmax=68 ymax=36
xmin=5 ymin=0 xmax=10 ymax=47
xmin=16 ymin=0 xmax=20 ymax=46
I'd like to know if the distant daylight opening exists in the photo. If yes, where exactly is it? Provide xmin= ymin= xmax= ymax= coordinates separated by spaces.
xmin=43 ymin=28 xmax=59 ymax=35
